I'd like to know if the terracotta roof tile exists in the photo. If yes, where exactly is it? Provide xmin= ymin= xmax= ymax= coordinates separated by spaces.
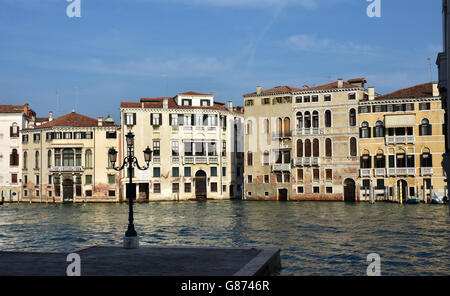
xmin=244 ymin=86 xmax=303 ymax=97
xmin=179 ymin=91 xmax=212 ymax=96
xmin=302 ymin=81 xmax=359 ymax=91
xmin=0 ymin=105 xmax=27 ymax=113
xmin=29 ymin=112 xmax=116 ymax=130
xmin=121 ymin=96 xmax=233 ymax=112
xmin=376 ymin=83 xmax=436 ymax=100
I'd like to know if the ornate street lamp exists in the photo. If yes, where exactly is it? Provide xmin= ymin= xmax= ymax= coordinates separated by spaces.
xmin=108 ymin=131 xmax=152 ymax=249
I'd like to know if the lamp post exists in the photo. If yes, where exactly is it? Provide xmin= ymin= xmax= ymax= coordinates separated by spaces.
xmin=108 ymin=131 xmax=152 ymax=249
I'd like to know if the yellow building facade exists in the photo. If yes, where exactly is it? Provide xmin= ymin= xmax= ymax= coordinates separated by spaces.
xmin=357 ymin=82 xmax=446 ymax=203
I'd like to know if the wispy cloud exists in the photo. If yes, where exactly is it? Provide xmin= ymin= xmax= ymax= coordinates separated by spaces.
xmin=285 ymin=34 xmax=376 ymax=55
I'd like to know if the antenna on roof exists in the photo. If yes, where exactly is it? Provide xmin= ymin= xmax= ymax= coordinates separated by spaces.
xmin=75 ymin=86 xmax=79 ymax=113
xmin=56 ymin=90 xmax=60 ymax=117
xmin=427 ymin=58 xmax=433 ymax=82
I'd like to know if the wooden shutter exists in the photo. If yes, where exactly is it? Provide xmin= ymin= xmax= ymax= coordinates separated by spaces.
xmin=133 ymin=113 xmax=136 ymax=125
xmin=150 ymin=114 xmax=154 ymax=125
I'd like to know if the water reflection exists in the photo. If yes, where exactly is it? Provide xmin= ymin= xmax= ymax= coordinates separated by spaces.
xmin=0 ymin=201 xmax=449 ymax=275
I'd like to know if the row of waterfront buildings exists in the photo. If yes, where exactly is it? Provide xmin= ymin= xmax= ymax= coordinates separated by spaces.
xmin=0 ymin=79 xmax=446 ymax=203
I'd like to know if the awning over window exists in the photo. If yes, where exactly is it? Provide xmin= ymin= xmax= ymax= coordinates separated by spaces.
xmin=385 ymin=115 xmax=415 ymax=128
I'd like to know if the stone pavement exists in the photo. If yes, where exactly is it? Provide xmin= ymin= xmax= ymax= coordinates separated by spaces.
xmin=0 ymin=245 xmax=281 ymax=276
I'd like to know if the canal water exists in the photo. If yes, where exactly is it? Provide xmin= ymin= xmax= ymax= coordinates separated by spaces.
xmin=0 ymin=201 xmax=448 ymax=275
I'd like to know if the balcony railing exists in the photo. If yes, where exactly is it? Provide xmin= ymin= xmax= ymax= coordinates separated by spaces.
xmin=386 ymin=136 xmax=415 ymax=145
xmin=293 ymin=157 xmax=319 ymax=167
xmin=272 ymin=131 xmax=292 ymax=140
xmin=271 ymin=163 xmax=291 ymax=172
xmin=50 ymin=166 xmax=84 ymax=172
xmin=153 ymin=156 xmax=161 ymax=163
xmin=360 ymin=169 xmax=371 ymax=177
xmin=295 ymin=128 xmax=322 ymax=136
xmin=374 ymin=168 xmax=386 ymax=177
xmin=182 ymin=156 xmax=220 ymax=165
xmin=420 ymin=167 xmax=433 ymax=176
xmin=171 ymin=156 xmax=180 ymax=163
xmin=387 ymin=168 xmax=416 ymax=176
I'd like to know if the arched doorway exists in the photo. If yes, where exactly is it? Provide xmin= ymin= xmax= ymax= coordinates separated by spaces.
xmin=397 ymin=179 xmax=408 ymax=203
xmin=195 ymin=170 xmax=207 ymax=200
xmin=344 ymin=179 xmax=356 ymax=202
xmin=62 ymin=177 xmax=74 ymax=202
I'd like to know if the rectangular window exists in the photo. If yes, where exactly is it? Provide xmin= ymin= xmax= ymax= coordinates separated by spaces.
xmin=184 ymin=141 xmax=193 ymax=156
xmin=326 ymin=169 xmax=332 ymax=182
xmin=184 ymin=167 xmax=191 ymax=177
xmin=172 ymin=183 xmax=179 ymax=193
xmin=247 ymin=175 xmax=253 ymax=184
xmin=264 ymin=175 xmax=269 ymax=183
xmin=295 ymin=96 xmax=302 ymax=103
xmin=201 ymin=99 xmax=211 ymax=106
xmin=312 ymin=95 xmax=319 ymax=102
xmin=182 ymin=99 xmax=192 ymax=106
xmin=419 ymin=102 xmax=431 ymax=110
xmin=223 ymin=185 xmax=227 ymax=192
xmin=283 ymin=172 xmax=290 ymax=183
xmin=153 ymin=167 xmax=161 ymax=178
xmin=184 ymin=183 xmax=191 ymax=193
xmin=85 ymin=175 xmax=92 ymax=185
xmin=211 ymin=182 xmax=218 ymax=192
xmin=24 ymin=175 xmax=28 ymax=184
xmin=262 ymin=98 xmax=270 ymax=105
xmin=324 ymin=94 xmax=332 ymax=102
xmin=153 ymin=140 xmax=160 ymax=156
xmin=313 ymin=186 xmax=320 ymax=194
xmin=125 ymin=113 xmax=136 ymax=125
xmin=35 ymin=175 xmax=40 ymax=185
xmin=313 ymin=169 xmax=320 ymax=182
xmin=36 ymin=190 xmax=40 ymax=197
xmin=297 ymin=186 xmax=304 ymax=194
xmin=362 ymin=179 xmax=370 ymax=189
xmin=108 ymin=190 xmax=116 ymax=197
xmin=171 ymin=141 xmax=179 ymax=156
xmin=172 ymin=167 xmax=179 ymax=177
xmin=210 ymin=167 xmax=217 ymax=177
xmin=222 ymin=167 xmax=226 ymax=177
xmin=326 ymin=187 xmax=333 ymax=194
xmin=376 ymin=179 xmax=385 ymax=190
xmin=24 ymin=190 xmax=28 ymax=197
xmin=154 ymin=183 xmax=161 ymax=193
xmin=297 ymin=169 xmax=303 ymax=182
xmin=11 ymin=173 xmax=18 ymax=184
xmin=106 ymin=131 xmax=117 ymax=139
xmin=64 ymin=132 xmax=72 ymax=139
xmin=85 ymin=190 xmax=92 ymax=197
xmin=48 ymin=175 xmax=52 ymax=185
xmin=151 ymin=113 xmax=162 ymax=126
xmin=276 ymin=173 xmax=282 ymax=183
xmin=303 ymin=96 xmax=311 ymax=103
xmin=108 ymin=174 xmax=115 ymax=185
xmin=33 ymin=133 xmax=40 ymax=142
xmin=348 ymin=93 xmax=356 ymax=100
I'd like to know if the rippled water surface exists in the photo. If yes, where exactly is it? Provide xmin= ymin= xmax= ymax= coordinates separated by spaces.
xmin=0 ymin=201 xmax=449 ymax=275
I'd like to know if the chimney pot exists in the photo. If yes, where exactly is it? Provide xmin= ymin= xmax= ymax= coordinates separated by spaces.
xmin=163 ymin=98 xmax=169 ymax=109
xmin=337 ymin=78 xmax=344 ymax=88
xmin=256 ymin=86 xmax=262 ymax=95
xmin=49 ymin=111 xmax=53 ymax=121
xmin=227 ymin=101 xmax=233 ymax=110
xmin=368 ymin=87 xmax=375 ymax=100
xmin=432 ymin=82 xmax=439 ymax=97
xmin=98 ymin=117 xmax=103 ymax=126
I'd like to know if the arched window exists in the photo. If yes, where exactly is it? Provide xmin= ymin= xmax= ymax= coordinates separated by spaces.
xmin=396 ymin=149 xmax=406 ymax=168
xmin=360 ymin=121 xmax=371 ymax=138
xmin=263 ymin=151 xmax=270 ymax=165
xmin=304 ymin=112 xmax=311 ymax=129
xmin=312 ymin=111 xmax=319 ymax=128
xmin=375 ymin=149 xmax=385 ymax=168
xmin=420 ymin=118 xmax=432 ymax=136
xmin=283 ymin=117 xmax=290 ymax=136
xmin=277 ymin=118 xmax=283 ymax=136
xmin=263 ymin=119 xmax=269 ymax=134
xmin=10 ymin=149 xmax=19 ymax=166
xmin=325 ymin=110 xmax=331 ymax=127
xmin=313 ymin=139 xmax=319 ymax=157
xmin=361 ymin=150 xmax=371 ymax=169
xmin=246 ymin=120 xmax=253 ymax=135
xmin=374 ymin=120 xmax=385 ymax=138
xmin=325 ymin=138 xmax=332 ymax=157
xmin=421 ymin=148 xmax=432 ymax=168
xmin=296 ymin=112 xmax=303 ymax=129
xmin=349 ymin=109 xmax=356 ymax=126
xmin=23 ymin=151 xmax=27 ymax=169
xmin=350 ymin=137 xmax=357 ymax=157
xmin=35 ymin=151 xmax=39 ymax=169
xmin=85 ymin=149 xmax=93 ymax=168
xmin=247 ymin=151 xmax=253 ymax=166
xmin=297 ymin=139 xmax=303 ymax=157
xmin=10 ymin=122 xmax=19 ymax=137
xmin=47 ymin=150 xmax=52 ymax=168
xmin=305 ymin=139 xmax=312 ymax=157
xmin=63 ymin=149 xmax=74 ymax=167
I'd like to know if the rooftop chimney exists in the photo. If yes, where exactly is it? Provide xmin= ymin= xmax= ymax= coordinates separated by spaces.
xmin=337 ymin=78 xmax=344 ymax=88
xmin=49 ymin=111 xmax=53 ymax=122
xmin=98 ymin=117 xmax=103 ymax=126
xmin=256 ymin=86 xmax=262 ymax=95
xmin=24 ymin=103 xmax=29 ymax=116
xmin=432 ymin=82 xmax=439 ymax=97
xmin=368 ymin=87 xmax=375 ymax=100
xmin=303 ymin=85 xmax=309 ymax=89
xmin=163 ymin=98 xmax=169 ymax=109
xmin=227 ymin=101 xmax=233 ymax=111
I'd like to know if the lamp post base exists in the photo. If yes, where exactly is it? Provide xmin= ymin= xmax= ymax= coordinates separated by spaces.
xmin=123 ymin=236 xmax=139 ymax=249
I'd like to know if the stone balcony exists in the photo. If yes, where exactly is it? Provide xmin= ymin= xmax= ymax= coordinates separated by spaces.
xmin=360 ymin=169 xmax=371 ymax=177
xmin=293 ymin=157 xmax=319 ymax=167
xmin=271 ymin=163 xmax=291 ymax=172
xmin=183 ymin=156 xmax=220 ymax=165
xmin=374 ymin=168 xmax=386 ymax=177
xmin=385 ymin=136 xmax=415 ymax=145
xmin=50 ymin=166 xmax=84 ymax=173
xmin=387 ymin=168 xmax=416 ymax=176
xmin=294 ymin=128 xmax=322 ymax=136
xmin=420 ymin=167 xmax=433 ymax=176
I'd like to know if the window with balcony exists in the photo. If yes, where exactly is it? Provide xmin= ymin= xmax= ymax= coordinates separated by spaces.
xmin=360 ymin=151 xmax=372 ymax=168
xmin=305 ymin=139 xmax=311 ymax=157
xmin=153 ymin=140 xmax=160 ymax=156
xmin=296 ymin=112 xmax=303 ymax=129
xmin=63 ymin=149 xmax=74 ymax=167
xmin=313 ymin=139 xmax=319 ymax=157
xmin=64 ymin=132 xmax=72 ymax=139
xmin=208 ymin=142 xmax=217 ymax=156
xmin=195 ymin=142 xmax=206 ymax=156
xmin=184 ymin=141 xmax=193 ymax=156
xmin=312 ymin=111 xmax=319 ymax=129
xmin=421 ymin=148 xmax=433 ymax=167
xmin=375 ymin=151 xmax=385 ymax=168
xmin=420 ymin=118 xmax=432 ymax=136
xmin=172 ymin=141 xmax=179 ymax=156
xmin=396 ymin=150 xmax=406 ymax=168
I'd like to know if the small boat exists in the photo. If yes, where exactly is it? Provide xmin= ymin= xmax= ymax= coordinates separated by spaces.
xmin=431 ymin=193 xmax=446 ymax=205
xmin=406 ymin=198 xmax=420 ymax=204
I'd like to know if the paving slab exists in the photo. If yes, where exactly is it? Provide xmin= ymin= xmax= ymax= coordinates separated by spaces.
xmin=0 ymin=245 xmax=281 ymax=276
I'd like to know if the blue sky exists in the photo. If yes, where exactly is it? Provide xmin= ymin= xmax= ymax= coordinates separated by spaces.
xmin=0 ymin=0 xmax=443 ymax=122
